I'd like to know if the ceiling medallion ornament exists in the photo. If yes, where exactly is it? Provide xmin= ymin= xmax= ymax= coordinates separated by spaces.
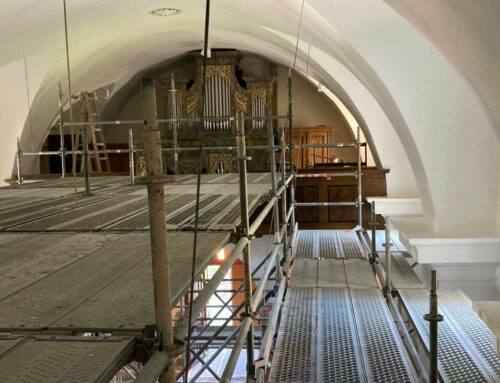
xmin=149 ymin=8 xmax=181 ymax=17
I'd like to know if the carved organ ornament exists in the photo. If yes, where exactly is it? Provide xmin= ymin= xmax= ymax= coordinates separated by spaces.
xmin=162 ymin=50 xmax=275 ymax=131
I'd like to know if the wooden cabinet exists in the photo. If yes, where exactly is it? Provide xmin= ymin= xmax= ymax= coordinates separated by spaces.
xmin=295 ymin=168 xmax=388 ymax=229
xmin=287 ymin=126 xmax=333 ymax=169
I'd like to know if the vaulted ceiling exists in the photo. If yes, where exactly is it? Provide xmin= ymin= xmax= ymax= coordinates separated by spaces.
xmin=1 ymin=0 xmax=499 ymax=237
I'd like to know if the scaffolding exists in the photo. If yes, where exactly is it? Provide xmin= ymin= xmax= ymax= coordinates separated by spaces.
xmin=10 ymin=69 xmax=367 ymax=382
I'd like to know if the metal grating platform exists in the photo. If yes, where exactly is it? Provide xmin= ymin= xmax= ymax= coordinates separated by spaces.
xmin=350 ymin=289 xmax=416 ymax=382
xmin=294 ymin=230 xmax=315 ymax=259
xmin=0 ymin=336 xmax=134 ymax=383
xmin=399 ymin=288 xmax=499 ymax=382
xmin=318 ymin=289 xmax=365 ymax=382
xmin=439 ymin=291 xmax=500 ymax=380
xmin=295 ymin=230 xmax=366 ymax=260
xmin=5 ymin=195 xmax=142 ymax=231
xmin=290 ymin=259 xmax=377 ymax=289
xmin=0 ymin=232 xmax=228 ymax=332
xmin=0 ymin=233 xmax=120 ymax=300
xmin=0 ymin=174 xmax=271 ymax=233
xmin=270 ymin=288 xmax=316 ymax=383
xmin=51 ymin=233 xmax=228 ymax=331
xmin=270 ymin=287 xmax=416 ymax=382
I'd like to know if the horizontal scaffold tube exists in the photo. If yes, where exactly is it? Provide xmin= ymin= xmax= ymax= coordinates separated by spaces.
xmin=296 ymin=172 xmax=357 ymax=178
xmin=174 ymin=237 xmax=250 ymax=341
xmin=134 ymin=351 xmax=169 ymax=383
xmin=219 ymin=317 xmax=253 ymax=383
xmin=295 ymin=201 xmax=358 ymax=207
xmin=294 ymin=142 xmax=366 ymax=148
xmin=64 ymin=120 xmax=144 ymax=127
xmin=163 ymin=145 xmax=272 ymax=152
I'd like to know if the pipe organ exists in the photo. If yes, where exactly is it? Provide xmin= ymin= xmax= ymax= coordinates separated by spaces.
xmin=161 ymin=50 xmax=275 ymax=174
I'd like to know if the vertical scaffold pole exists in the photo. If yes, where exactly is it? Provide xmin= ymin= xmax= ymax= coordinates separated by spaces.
xmin=170 ymin=73 xmax=179 ymax=175
xmin=128 ymin=128 xmax=135 ymax=185
xmin=16 ymin=137 xmax=23 ymax=184
xmin=279 ymin=126 xmax=289 ymax=267
xmin=267 ymin=122 xmax=282 ymax=283
xmin=357 ymin=126 xmax=363 ymax=228
xmin=385 ymin=217 xmax=392 ymax=293
xmin=236 ymin=111 xmax=255 ymax=378
xmin=141 ymin=78 xmax=175 ymax=383
xmin=424 ymin=270 xmax=443 ymax=383
xmin=82 ymin=125 xmax=91 ymax=196
xmin=288 ymin=69 xmax=296 ymax=229
xmin=371 ymin=201 xmax=376 ymax=263
xmin=58 ymin=82 xmax=66 ymax=178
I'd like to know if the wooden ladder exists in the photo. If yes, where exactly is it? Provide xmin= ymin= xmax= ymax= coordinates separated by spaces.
xmin=75 ymin=91 xmax=111 ymax=174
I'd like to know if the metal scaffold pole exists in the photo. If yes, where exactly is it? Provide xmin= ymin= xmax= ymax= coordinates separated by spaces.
xmin=288 ymin=69 xmax=296 ymax=229
xmin=82 ymin=125 xmax=91 ymax=196
xmin=424 ymin=270 xmax=443 ymax=383
xmin=16 ymin=137 xmax=22 ymax=184
xmin=384 ymin=217 xmax=392 ymax=294
xmin=357 ymin=125 xmax=363 ymax=228
xmin=128 ymin=128 xmax=135 ymax=185
xmin=279 ymin=125 xmax=289 ymax=268
xmin=370 ymin=201 xmax=376 ymax=263
xmin=141 ymin=78 xmax=175 ymax=383
xmin=236 ymin=111 xmax=255 ymax=378
xmin=58 ymin=82 xmax=66 ymax=178
xmin=170 ymin=73 xmax=179 ymax=175
xmin=267 ymin=121 xmax=282 ymax=283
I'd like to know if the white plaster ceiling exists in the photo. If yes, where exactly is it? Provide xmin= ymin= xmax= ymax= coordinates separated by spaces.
xmin=1 ymin=0 xmax=500 ymax=237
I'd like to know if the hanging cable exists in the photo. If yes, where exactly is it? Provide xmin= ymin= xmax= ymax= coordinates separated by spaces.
xmin=23 ymin=58 xmax=34 ymax=154
xmin=185 ymin=1 xmax=211 ymax=381
xmin=23 ymin=57 xmax=36 ymax=175
xmin=293 ymin=0 xmax=305 ymax=70
xmin=297 ymin=44 xmax=311 ymax=164
xmin=63 ymin=0 xmax=78 ymax=204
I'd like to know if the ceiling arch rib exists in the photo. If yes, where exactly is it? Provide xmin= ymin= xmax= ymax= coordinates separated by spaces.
xmin=2 ymin=0 xmax=499 ymax=237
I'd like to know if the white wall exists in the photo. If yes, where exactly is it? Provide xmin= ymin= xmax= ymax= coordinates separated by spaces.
xmin=0 ymin=54 xmax=53 ymax=184
xmin=1 ymin=0 xmax=499 ymax=239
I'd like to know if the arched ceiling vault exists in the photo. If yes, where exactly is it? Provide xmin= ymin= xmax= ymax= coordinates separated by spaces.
xmin=1 ymin=0 xmax=499 ymax=237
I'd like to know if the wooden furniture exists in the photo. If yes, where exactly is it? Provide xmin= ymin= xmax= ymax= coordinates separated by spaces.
xmin=252 ymin=167 xmax=388 ymax=233
xmin=287 ymin=126 xmax=333 ymax=169
xmin=295 ymin=167 xmax=388 ymax=229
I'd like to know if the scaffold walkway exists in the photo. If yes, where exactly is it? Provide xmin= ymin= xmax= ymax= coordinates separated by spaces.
xmin=269 ymin=229 xmax=418 ymax=383
xmin=398 ymin=289 xmax=500 ymax=382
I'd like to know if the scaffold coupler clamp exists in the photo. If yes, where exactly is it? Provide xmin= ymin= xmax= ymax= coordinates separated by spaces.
xmin=236 ymin=225 xmax=254 ymax=241
xmin=134 ymin=174 xmax=175 ymax=185
xmin=143 ymin=325 xmax=185 ymax=359
xmin=233 ymin=155 xmax=252 ymax=162
xmin=424 ymin=312 xmax=443 ymax=323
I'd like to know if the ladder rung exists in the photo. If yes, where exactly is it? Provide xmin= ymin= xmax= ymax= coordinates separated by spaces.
xmin=99 ymin=157 xmax=108 ymax=160
xmin=96 ymin=143 xmax=106 ymax=146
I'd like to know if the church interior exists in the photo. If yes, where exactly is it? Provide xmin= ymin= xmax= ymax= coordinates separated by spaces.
xmin=1 ymin=1 xmax=500 ymax=382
